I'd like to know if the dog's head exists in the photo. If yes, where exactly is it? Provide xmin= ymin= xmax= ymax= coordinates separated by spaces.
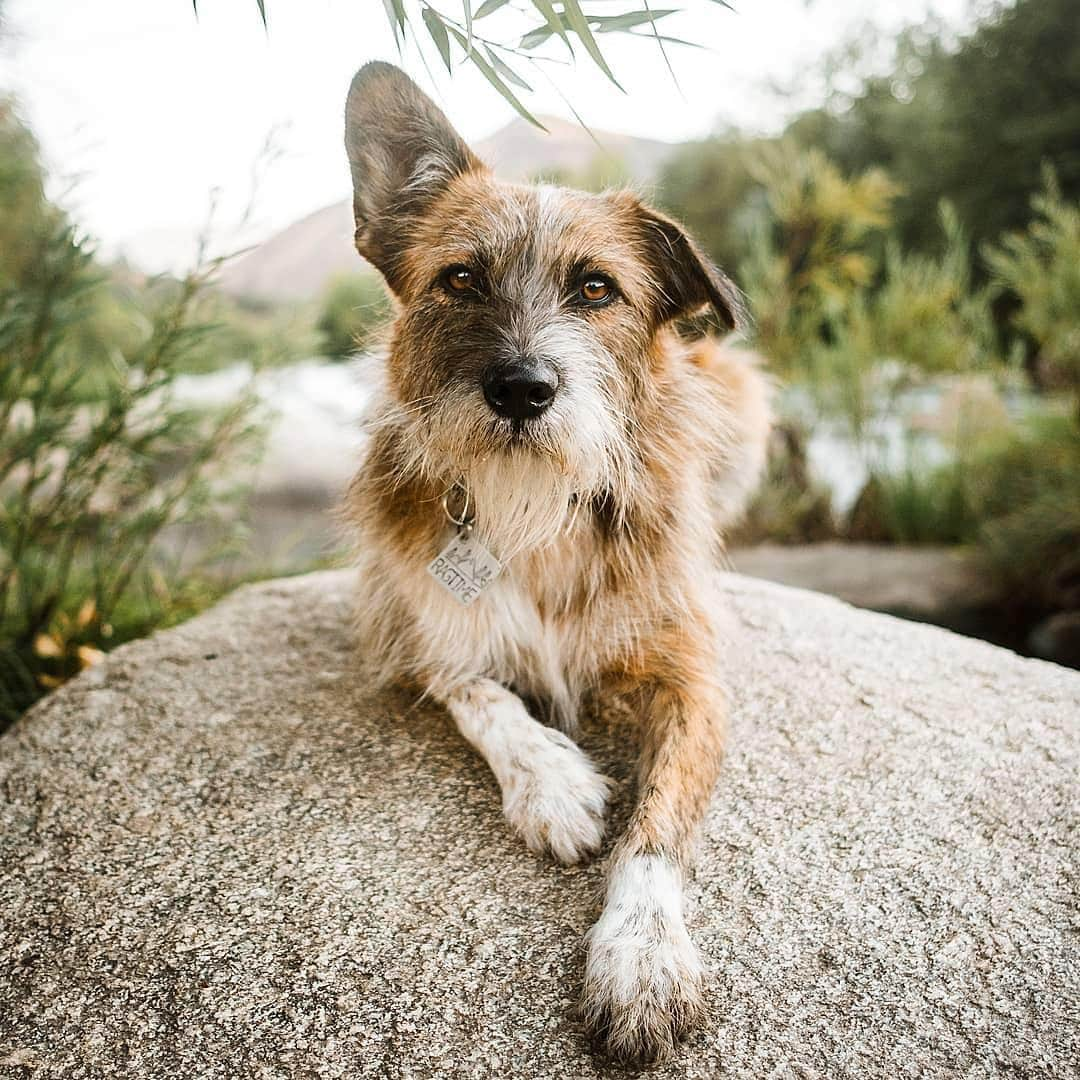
xmin=346 ymin=62 xmax=744 ymax=554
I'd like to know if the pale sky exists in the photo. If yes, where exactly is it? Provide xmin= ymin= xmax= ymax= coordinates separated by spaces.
xmin=2 ymin=0 xmax=975 ymax=273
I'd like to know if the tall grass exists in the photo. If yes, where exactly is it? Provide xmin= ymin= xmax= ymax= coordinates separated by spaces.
xmin=0 ymin=100 xmax=262 ymax=729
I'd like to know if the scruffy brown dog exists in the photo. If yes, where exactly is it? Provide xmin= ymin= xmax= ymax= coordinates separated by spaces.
xmin=342 ymin=62 xmax=771 ymax=1064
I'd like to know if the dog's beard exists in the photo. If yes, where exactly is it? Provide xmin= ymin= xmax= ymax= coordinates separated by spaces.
xmin=464 ymin=449 xmax=582 ymax=560
xmin=368 ymin=328 xmax=638 ymax=560
xmin=438 ymin=396 xmax=615 ymax=560
xmin=374 ymin=381 xmax=631 ymax=560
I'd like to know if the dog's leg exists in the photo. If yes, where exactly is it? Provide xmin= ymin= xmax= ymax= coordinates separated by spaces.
xmin=435 ymin=677 xmax=611 ymax=864
xmin=582 ymin=660 xmax=725 ymax=1064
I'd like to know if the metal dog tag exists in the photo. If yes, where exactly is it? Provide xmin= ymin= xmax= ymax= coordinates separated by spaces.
xmin=427 ymin=530 xmax=502 ymax=606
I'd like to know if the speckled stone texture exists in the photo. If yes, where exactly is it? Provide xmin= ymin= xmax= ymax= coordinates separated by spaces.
xmin=1 ymin=570 xmax=1078 ymax=1079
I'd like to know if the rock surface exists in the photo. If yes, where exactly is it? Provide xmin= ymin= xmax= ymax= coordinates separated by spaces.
xmin=729 ymin=541 xmax=995 ymax=616
xmin=1 ymin=570 xmax=1078 ymax=1079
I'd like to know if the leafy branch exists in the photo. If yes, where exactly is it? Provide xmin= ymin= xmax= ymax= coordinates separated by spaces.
xmin=192 ymin=1 xmax=735 ymax=128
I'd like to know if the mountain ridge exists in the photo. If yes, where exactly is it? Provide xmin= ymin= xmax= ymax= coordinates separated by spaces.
xmin=218 ymin=116 xmax=677 ymax=301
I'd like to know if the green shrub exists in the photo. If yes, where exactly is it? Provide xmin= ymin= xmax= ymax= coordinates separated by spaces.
xmin=737 ymin=142 xmax=900 ymax=375
xmin=865 ymin=411 xmax=1080 ymax=602
xmin=862 ymin=183 xmax=1080 ymax=566
xmin=863 ymin=204 xmax=996 ymax=376
xmin=135 ymin=278 xmax=319 ymax=376
xmin=0 ymin=101 xmax=50 ymax=282
xmin=0 ymin=102 xmax=262 ymax=730
xmin=985 ymin=172 xmax=1080 ymax=394
xmin=801 ymin=0 xmax=1080 ymax=258
xmin=316 ymin=272 xmax=392 ymax=360
xmin=805 ymin=206 xmax=998 ymax=455
xmin=0 ymin=221 xmax=261 ymax=728
xmin=850 ymin=468 xmax=977 ymax=546
xmin=531 ymin=150 xmax=634 ymax=194
xmin=739 ymin=145 xmax=1001 ymax=482
xmin=729 ymin=421 xmax=836 ymax=545
xmin=657 ymin=136 xmax=765 ymax=273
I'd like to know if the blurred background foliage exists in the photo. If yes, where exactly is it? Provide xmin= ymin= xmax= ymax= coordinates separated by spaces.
xmin=652 ymin=0 xmax=1079 ymax=666
xmin=0 ymin=95 xmax=267 ymax=727
xmin=316 ymin=273 xmax=393 ymax=361
xmin=3 ymin=0 xmax=1080 ymax=729
xmin=689 ymin=0 xmax=1080 ymax=259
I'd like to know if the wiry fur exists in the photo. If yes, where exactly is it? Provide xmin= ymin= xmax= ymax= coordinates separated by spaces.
xmin=341 ymin=62 xmax=772 ymax=1064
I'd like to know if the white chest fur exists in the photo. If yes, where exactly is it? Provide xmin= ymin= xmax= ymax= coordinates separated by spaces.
xmin=410 ymin=526 xmax=598 ymax=729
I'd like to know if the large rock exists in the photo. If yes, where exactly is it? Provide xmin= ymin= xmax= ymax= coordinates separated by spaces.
xmin=1 ymin=570 xmax=1077 ymax=1078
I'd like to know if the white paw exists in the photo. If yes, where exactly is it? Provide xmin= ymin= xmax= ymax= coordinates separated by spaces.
xmin=581 ymin=855 xmax=705 ymax=1063
xmin=500 ymin=725 xmax=611 ymax=864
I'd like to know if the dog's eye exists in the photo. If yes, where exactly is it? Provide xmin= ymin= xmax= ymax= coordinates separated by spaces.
xmin=442 ymin=265 xmax=478 ymax=294
xmin=579 ymin=276 xmax=613 ymax=305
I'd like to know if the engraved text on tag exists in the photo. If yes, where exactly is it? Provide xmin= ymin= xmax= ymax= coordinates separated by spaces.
xmin=427 ymin=532 xmax=502 ymax=606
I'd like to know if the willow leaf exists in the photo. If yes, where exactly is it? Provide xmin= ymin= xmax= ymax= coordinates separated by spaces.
xmin=422 ymin=7 xmax=454 ymax=72
xmin=381 ymin=0 xmax=406 ymax=42
xmin=520 ymin=25 xmax=554 ymax=50
xmin=637 ymin=0 xmax=677 ymax=93
xmin=627 ymin=30 xmax=703 ymax=47
xmin=529 ymin=0 xmax=572 ymax=52
xmin=485 ymin=47 xmax=533 ymax=91
xmin=591 ymin=9 xmax=677 ymax=32
xmin=561 ymin=0 xmax=622 ymax=88
xmin=449 ymin=27 xmax=547 ymax=131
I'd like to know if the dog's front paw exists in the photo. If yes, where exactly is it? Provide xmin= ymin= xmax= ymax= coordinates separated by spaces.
xmin=581 ymin=857 xmax=706 ymax=1064
xmin=501 ymin=726 xmax=610 ymax=864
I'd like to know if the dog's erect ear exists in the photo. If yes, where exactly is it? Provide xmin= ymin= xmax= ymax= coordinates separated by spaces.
xmin=345 ymin=62 xmax=483 ymax=286
xmin=634 ymin=205 xmax=746 ymax=331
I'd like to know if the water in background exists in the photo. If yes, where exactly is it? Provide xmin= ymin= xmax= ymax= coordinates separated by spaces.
xmin=168 ymin=359 xmax=372 ymax=573
xmin=170 ymin=358 xmax=1037 ymax=572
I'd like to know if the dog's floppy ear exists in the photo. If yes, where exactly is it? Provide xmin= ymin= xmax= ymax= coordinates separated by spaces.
xmin=634 ymin=205 xmax=746 ymax=331
xmin=345 ymin=62 xmax=483 ymax=287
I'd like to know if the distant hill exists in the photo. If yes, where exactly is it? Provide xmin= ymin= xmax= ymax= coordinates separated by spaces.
xmin=218 ymin=202 xmax=356 ymax=304
xmin=474 ymin=114 xmax=674 ymax=187
xmin=219 ymin=116 xmax=676 ymax=302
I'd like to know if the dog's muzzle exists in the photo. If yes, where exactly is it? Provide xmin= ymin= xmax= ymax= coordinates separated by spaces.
xmin=482 ymin=358 xmax=559 ymax=421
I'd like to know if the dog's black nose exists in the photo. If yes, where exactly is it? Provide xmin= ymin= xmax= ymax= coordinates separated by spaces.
xmin=482 ymin=359 xmax=559 ymax=420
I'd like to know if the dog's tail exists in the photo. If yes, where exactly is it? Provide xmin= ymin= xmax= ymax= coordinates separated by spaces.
xmin=685 ymin=338 xmax=774 ymax=534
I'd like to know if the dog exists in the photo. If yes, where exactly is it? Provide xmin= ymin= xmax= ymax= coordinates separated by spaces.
xmin=342 ymin=62 xmax=771 ymax=1064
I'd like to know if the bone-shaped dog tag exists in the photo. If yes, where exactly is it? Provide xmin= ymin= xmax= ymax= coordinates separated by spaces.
xmin=427 ymin=531 xmax=502 ymax=606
